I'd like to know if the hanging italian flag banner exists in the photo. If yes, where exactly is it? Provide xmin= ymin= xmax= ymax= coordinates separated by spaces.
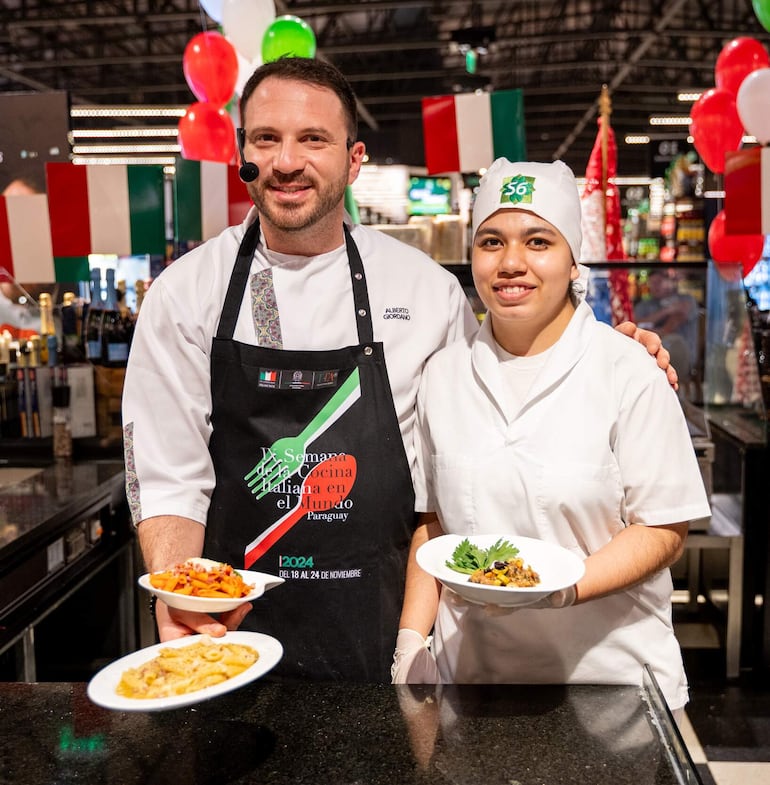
xmin=173 ymin=158 xmax=251 ymax=245
xmin=724 ymin=147 xmax=770 ymax=235
xmin=0 ymin=194 xmax=55 ymax=282
xmin=421 ymin=89 xmax=526 ymax=175
xmin=45 ymin=163 xmax=165 ymax=280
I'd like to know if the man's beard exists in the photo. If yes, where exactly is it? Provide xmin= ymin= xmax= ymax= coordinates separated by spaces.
xmin=248 ymin=171 xmax=349 ymax=233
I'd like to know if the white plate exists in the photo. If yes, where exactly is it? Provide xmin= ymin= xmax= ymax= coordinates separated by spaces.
xmin=138 ymin=569 xmax=284 ymax=613
xmin=416 ymin=534 xmax=585 ymax=608
xmin=87 ymin=631 xmax=283 ymax=712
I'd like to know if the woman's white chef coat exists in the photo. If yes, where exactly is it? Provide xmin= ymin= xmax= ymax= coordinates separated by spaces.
xmin=122 ymin=208 xmax=478 ymax=527
xmin=413 ymin=300 xmax=711 ymax=709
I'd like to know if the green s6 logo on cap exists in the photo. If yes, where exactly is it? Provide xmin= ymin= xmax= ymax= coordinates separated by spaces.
xmin=500 ymin=175 xmax=535 ymax=205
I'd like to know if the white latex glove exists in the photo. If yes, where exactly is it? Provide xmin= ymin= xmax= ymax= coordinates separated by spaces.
xmin=446 ymin=585 xmax=577 ymax=616
xmin=485 ymin=584 xmax=578 ymax=616
xmin=391 ymin=628 xmax=440 ymax=684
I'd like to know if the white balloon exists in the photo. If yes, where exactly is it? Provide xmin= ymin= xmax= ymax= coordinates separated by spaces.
xmin=233 ymin=48 xmax=261 ymax=98
xmin=199 ymin=0 xmax=224 ymax=23
xmin=222 ymin=0 xmax=276 ymax=62
xmin=737 ymin=67 xmax=770 ymax=145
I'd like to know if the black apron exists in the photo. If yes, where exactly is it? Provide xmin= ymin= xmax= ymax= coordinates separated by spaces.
xmin=205 ymin=217 xmax=415 ymax=682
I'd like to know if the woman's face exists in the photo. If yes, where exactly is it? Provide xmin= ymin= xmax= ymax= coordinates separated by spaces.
xmin=471 ymin=208 xmax=579 ymax=355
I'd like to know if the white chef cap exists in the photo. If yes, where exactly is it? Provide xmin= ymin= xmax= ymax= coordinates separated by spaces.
xmin=471 ymin=158 xmax=583 ymax=263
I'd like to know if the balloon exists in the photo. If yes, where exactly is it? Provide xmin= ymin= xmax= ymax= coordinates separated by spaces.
xmin=715 ymin=37 xmax=770 ymax=96
xmin=708 ymin=210 xmax=765 ymax=278
xmin=689 ymin=88 xmax=744 ymax=174
xmin=752 ymin=0 xmax=770 ymax=33
xmin=183 ymin=32 xmax=238 ymax=106
xmin=737 ymin=67 xmax=770 ymax=145
xmin=223 ymin=0 xmax=276 ymax=62
xmin=178 ymin=102 xmax=236 ymax=163
xmin=199 ymin=0 xmax=224 ymax=23
xmin=261 ymin=15 xmax=316 ymax=63
xmin=233 ymin=46 xmax=260 ymax=97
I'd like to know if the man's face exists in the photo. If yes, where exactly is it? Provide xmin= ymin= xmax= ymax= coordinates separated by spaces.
xmin=240 ymin=77 xmax=365 ymax=244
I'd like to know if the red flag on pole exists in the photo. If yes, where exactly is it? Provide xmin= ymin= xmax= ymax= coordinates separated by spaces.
xmin=579 ymin=94 xmax=633 ymax=325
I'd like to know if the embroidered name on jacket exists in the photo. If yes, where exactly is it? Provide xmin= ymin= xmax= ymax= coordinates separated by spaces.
xmin=383 ymin=306 xmax=411 ymax=321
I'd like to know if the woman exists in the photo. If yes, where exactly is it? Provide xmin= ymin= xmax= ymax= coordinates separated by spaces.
xmin=392 ymin=159 xmax=710 ymax=713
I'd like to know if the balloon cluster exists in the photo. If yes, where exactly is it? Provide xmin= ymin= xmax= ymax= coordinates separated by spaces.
xmin=178 ymin=2 xmax=317 ymax=163
xmin=690 ymin=35 xmax=770 ymax=277
xmin=201 ymin=1 xmax=316 ymax=92
xmin=179 ymin=31 xmax=239 ymax=162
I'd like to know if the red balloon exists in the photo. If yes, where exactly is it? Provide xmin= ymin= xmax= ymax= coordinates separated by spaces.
xmin=715 ymin=37 xmax=770 ymax=96
xmin=178 ymin=102 xmax=236 ymax=163
xmin=689 ymin=88 xmax=744 ymax=173
xmin=708 ymin=209 xmax=765 ymax=278
xmin=183 ymin=31 xmax=238 ymax=106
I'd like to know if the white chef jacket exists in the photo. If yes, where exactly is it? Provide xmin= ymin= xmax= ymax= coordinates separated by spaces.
xmin=413 ymin=300 xmax=711 ymax=709
xmin=122 ymin=208 xmax=478 ymax=526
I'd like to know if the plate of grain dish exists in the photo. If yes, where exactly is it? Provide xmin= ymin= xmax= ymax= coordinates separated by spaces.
xmin=416 ymin=534 xmax=585 ymax=608
xmin=138 ymin=557 xmax=284 ymax=613
xmin=87 ymin=631 xmax=283 ymax=711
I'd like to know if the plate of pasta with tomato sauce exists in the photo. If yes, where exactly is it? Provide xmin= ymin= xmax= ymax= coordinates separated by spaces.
xmin=138 ymin=557 xmax=284 ymax=613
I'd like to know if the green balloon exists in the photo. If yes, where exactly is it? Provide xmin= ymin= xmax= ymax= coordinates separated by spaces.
xmin=753 ymin=0 xmax=770 ymax=32
xmin=261 ymin=15 xmax=317 ymax=62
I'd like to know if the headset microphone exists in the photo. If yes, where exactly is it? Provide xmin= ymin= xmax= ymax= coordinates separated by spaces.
xmin=236 ymin=128 xmax=259 ymax=183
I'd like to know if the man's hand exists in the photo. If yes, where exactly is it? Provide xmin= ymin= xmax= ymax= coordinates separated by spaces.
xmin=155 ymin=600 xmax=253 ymax=642
xmin=615 ymin=321 xmax=678 ymax=390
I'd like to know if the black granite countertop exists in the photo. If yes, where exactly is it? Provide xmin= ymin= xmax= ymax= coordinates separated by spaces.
xmin=0 ymin=459 xmax=129 ymax=663
xmin=0 ymin=459 xmax=125 ymax=557
xmin=0 ymin=677 xmax=700 ymax=785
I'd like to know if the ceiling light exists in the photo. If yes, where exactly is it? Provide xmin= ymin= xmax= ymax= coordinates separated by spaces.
xmin=71 ymin=127 xmax=179 ymax=139
xmin=71 ymin=143 xmax=181 ymax=154
xmin=677 ymin=92 xmax=703 ymax=102
xmin=624 ymin=135 xmax=650 ymax=145
xmin=72 ymin=156 xmax=178 ymax=166
xmin=70 ymin=105 xmax=187 ymax=119
xmin=649 ymin=116 xmax=691 ymax=126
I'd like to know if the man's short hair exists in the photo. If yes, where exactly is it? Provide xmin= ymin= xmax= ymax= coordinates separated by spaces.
xmin=239 ymin=57 xmax=358 ymax=143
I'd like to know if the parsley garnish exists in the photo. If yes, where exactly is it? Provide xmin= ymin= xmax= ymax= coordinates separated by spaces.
xmin=445 ymin=538 xmax=520 ymax=574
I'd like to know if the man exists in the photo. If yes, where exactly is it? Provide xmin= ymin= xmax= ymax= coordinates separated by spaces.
xmin=123 ymin=57 xmax=674 ymax=682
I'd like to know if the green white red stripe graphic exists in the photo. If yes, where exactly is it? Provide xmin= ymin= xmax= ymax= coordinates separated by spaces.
xmin=173 ymin=158 xmax=251 ymax=244
xmin=46 ymin=163 xmax=166 ymax=259
xmin=421 ymin=89 xmax=527 ymax=174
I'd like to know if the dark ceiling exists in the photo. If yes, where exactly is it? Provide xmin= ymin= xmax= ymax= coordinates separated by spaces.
xmin=1 ymin=0 xmax=769 ymax=176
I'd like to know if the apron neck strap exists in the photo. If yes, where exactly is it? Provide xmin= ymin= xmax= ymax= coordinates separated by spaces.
xmin=216 ymin=217 xmax=260 ymax=339
xmin=216 ymin=217 xmax=375 ymax=345
xmin=344 ymin=223 xmax=374 ymax=345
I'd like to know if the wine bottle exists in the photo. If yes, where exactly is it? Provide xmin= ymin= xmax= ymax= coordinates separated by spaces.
xmin=101 ymin=269 xmax=131 ymax=368
xmin=61 ymin=291 xmax=84 ymax=364
xmin=85 ymin=268 xmax=104 ymax=364
xmin=38 ymin=292 xmax=56 ymax=366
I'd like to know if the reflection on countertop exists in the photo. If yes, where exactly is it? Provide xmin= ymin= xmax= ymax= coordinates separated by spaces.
xmin=0 ymin=459 xmax=125 ymax=554
xmin=0 ymin=679 xmax=700 ymax=785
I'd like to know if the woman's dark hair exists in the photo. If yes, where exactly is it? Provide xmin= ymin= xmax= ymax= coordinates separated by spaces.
xmin=239 ymin=57 xmax=358 ymax=142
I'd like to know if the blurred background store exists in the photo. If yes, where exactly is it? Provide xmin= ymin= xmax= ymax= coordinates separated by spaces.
xmin=1 ymin=2 xmax=769 ymax=783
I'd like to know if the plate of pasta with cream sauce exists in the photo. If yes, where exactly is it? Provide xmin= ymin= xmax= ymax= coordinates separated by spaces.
xmin=87 ymin=631 xmax=283 ymax=711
